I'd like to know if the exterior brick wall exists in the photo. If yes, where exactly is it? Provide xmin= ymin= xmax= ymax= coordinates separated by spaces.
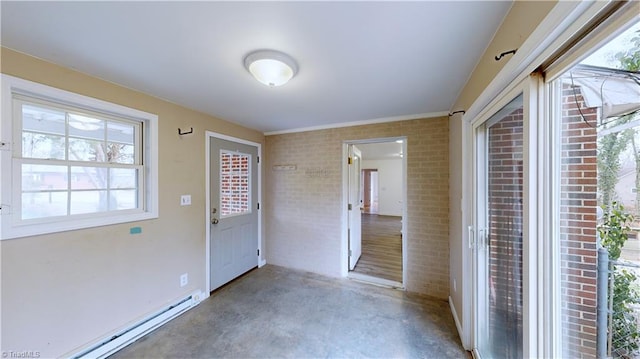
xmin=487 ymin=108 xmax=524 ymax=357
xmin=265 ymin=117 xmax=450 ymax=298
xmin=560 ymin=83 xmax=598 ymax=358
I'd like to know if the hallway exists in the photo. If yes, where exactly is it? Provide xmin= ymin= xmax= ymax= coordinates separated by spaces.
xmin=111 ymin=265 xmax=466 ymax=358
xmin=352 ymin=214 xmax=403 ymax=282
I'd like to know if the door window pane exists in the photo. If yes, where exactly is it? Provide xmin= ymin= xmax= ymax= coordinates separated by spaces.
xmin=480 ymin=94 xmax=524 ymax=358
xmin=220 ymin=151 xmax=251 ymax=217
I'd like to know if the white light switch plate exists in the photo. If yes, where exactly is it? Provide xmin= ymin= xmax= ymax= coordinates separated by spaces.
xmin=180 ymin=195 xmax=191 ymax=206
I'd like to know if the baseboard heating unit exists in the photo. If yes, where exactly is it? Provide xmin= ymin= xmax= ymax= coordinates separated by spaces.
xmin=71 ymin=291 xmax=204 ymax=359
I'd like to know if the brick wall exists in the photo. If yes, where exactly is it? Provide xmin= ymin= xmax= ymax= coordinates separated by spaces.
xmin=486 ymin=108 xmax=524 ymax=357
xmin=220 ymin=152 xmax=250 ymax=215
xmin=265 ymin=117 xmax=450 ymax=298
xmin=560 ymin=83 xmax=598 ymax=358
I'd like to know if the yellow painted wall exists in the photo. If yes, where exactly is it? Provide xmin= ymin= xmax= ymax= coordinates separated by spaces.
xmin=0 ymin=47 xmax=264 ymax=357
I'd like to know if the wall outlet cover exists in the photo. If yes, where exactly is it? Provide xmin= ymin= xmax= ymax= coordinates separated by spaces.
xmin=180 ymin=195 xmax=191 ymax=206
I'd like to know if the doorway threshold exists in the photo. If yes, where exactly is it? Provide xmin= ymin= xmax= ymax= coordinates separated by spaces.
xmin=348 ymin=272 xmax=404 ymax=290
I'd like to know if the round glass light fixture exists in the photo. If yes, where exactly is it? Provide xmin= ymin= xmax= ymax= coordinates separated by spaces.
xmin=244 ymin=50 xmax=298 ymax=87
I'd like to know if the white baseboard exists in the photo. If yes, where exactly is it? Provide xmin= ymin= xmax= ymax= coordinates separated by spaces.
xmin=71 ymin=291 xmax=205 ymax=358
xmin=449 ymin=296 xmax=470 ymax=350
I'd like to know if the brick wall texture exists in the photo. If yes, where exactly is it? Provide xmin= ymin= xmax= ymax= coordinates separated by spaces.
xmin=487 ymin=108 xmax=524 ymax=357
xmin=560 ymin=84 xmax=598 ymax=358
xmin=265 ymin=117 xmax=450 ymax=298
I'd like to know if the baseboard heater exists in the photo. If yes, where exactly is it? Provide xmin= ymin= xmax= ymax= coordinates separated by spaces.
xmin=71 ymin=292 xmax=203 ymax=359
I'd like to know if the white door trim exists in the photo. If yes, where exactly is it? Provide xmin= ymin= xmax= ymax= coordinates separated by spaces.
xmin=205 ymin=131 xmax=263 ymax=294
xmin=341 ymin=137 xmax=407 ymax=288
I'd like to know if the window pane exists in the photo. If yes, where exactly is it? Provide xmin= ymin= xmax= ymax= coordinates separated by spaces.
xmin=108 ymin=121 xmax=134 ymax=145
xmin=106 ymin=143 xmax=134 ymax=164
xmin=22 ymin=104 xmax=65 ymax=135
xmin=68 ymin=138 xmax=106 ymax=162
xmin=110 ymin=168 xmax=137 ymax=189
xmin=22 ymin=164 xmax=67 ymax=191
xmin=70 ymin=191 xmax=107 ymax=214
xmin=71 ymin=167 xmax=107 ymax=190
xmin=22 ymin=192 xmax=67 ymax=219
xmin=22 ymin=132 xmax=66 ymax=160
xmin=110 ymin=190 xmax=137 ymax=210
xmin=220 ymin=151 xmax=251 ymax=216
xmin=68 ymin=113 xmax=104 ymax=140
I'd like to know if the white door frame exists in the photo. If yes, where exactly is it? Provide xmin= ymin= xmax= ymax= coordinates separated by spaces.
xmin=205 ymin=131 xmax=264 ymax=294
xmin=341 ymin=137 xmax=407 ymax=288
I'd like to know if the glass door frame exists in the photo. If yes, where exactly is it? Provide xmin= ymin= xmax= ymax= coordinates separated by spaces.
xmin=471 ymin=76 xmax=542 ymax=358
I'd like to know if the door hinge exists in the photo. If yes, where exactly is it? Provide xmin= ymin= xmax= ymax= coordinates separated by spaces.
xmin=257 ymin=202 xmax=260 ymax=210
xmin=348 ymin=156 xmax=352 ymax=165
xmin=257 ymin=156 xmax=260 ymax=164
xmin=348 ymin=203 xmax=352 ymax=210
xmin=0 ymin=141 xmax=10 ymax=151
xmin=257 ymin=249 xmax=260 ymax=256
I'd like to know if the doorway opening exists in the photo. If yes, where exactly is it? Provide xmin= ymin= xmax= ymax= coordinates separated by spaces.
xmin=362 ymin=169 xmax=379 ymax=214
xmin=343 ymin=137 xmax=406 ymax=288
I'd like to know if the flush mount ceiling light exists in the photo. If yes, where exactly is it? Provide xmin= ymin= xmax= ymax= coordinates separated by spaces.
xmin=244 ymin=50 xmax=298 ymax=87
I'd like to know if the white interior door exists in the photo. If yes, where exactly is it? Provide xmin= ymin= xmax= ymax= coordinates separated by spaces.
xmin=210 ymin=138 xmax=259 ymax=291
xmin=348 ymin=145 xmax=362 ymax=270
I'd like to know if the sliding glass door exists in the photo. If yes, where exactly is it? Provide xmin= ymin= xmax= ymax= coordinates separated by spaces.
xmin=473 ymin=81 xmax=538 ymax=358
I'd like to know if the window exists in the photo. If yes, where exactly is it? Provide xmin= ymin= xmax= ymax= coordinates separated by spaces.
xmin=219 ymin=151 xmax=251 ymax=217
xmin=1 ymin=75 xmax=158 ymax=239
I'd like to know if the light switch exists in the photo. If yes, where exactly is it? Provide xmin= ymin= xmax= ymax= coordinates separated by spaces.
xmin=180 ymin=195 xmax=191 ymax=206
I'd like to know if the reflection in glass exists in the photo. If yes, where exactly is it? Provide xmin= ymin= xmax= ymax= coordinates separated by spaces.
xmin=70 ymin=191 xmax=108 ymax=215
xmin=110 ymin=168 xmax=137 ymax=189
xmin=70 ymin=167 xmax=107 ymax=190
xmin=22 ymin=192 xmax=67 ymax=219
xmin=22 ymin=164 xmax=67 ymax=191
xmin=479 ymin=94 xmax=524 ymax=359
xmin=22 ymin=104 xmax=65 ymax=135
xmin=22 ymin=132 xmax=66 ymax=160
xmin=110 ymin=190 xmax=137 ymax=210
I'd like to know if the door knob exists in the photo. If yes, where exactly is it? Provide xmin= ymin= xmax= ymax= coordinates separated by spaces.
xmin=212 ymin=217 xmax=219 ymax=224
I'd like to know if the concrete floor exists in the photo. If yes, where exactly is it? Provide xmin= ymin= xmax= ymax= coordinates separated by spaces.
xmin=111 ymin=265 xmax=467 ymax=358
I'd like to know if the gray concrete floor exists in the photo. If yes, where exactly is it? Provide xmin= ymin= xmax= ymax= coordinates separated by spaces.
xmin=111 ymin=265 xmax=468 ymax=358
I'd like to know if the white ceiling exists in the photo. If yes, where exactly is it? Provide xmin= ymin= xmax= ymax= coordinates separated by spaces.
xmin=0 ymin=1 xmax=512 ymax=134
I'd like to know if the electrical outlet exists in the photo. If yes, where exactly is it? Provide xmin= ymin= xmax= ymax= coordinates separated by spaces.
xmin=180 ymin=273 xmax=188 ymax=287
xmin=180 ymin=195 xmax=191 ymax=206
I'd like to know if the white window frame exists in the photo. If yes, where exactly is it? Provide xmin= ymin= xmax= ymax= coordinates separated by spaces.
xmin=1 ymin=74 xmax=158 ymax=239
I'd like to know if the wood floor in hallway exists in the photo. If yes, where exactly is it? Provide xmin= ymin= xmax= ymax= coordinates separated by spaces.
xmin=352 ymin=213 xmax=403 ymax=282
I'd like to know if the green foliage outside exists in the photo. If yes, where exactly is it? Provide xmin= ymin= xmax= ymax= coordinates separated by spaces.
xmin=598 ymin=129 xmax=634 ymax=210
xmin=598 ymin=202 xmax=640 ymax=357
xmin=615 ymin=30 xmax=640 ymax=71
